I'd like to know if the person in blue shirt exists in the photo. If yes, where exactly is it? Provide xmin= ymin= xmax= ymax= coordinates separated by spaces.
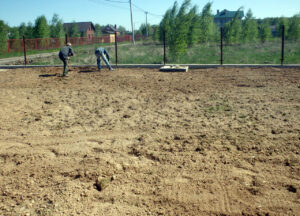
xmin=95 ymin=47 xmax=114 ymax=71
xmin=58 ymin=43 xmax=74 ymax=77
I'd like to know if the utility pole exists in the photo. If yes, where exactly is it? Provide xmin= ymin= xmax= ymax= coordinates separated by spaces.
xmin=145 ymin=11 xmax=148 ymax=38
xmin=129 ymin=0 xmax=135 ymax=45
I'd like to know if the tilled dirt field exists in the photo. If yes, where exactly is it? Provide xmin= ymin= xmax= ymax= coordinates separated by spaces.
xmin=0 ymin=66 xmax=299 ymax=216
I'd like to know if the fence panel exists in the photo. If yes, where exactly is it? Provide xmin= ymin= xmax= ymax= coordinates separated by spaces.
xmin=223 ymin=39 xmax=284 ymax=64
xmin=285 ymin=38 xmax=300 ymax=64
xmin=3 ymin=28 xmax=300 ymax=65
xmin=116 ymin=35 xmax=164 ymax=65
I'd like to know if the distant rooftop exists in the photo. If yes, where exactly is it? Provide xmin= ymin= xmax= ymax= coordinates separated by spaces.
xmin=101 ymin=25 xmax=119 ymax=34
xmin=214 ymin=9 xmax=244 ymax=19
xmin=63 ymin=22 xmax=95 ymax=32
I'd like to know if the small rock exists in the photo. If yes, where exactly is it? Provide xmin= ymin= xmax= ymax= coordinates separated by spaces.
xmin=287 ymin=185 xmax=297 ymax=193
xmin=95 ymin=177 xmax=109 ymax=191
xmin=111 ymin=175 xmax=116 ymax=181
xmin=174 ymin=136 xmax=181 ymax=140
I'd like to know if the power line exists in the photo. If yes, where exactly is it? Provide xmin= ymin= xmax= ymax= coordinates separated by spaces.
xmin=88 ymin=0 xmax=129 ymax=10
xmin=89 ymin=0 xmax=163 ymax=17
xmin=88 ymin=0 xmax=163 ymax=31
xmin=132 ymin=2 xmax=163 ymax=17
xmin=103 ymin=0 xmax=128 ymax=3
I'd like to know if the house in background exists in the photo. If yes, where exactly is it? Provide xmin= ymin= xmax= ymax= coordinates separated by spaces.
xmin=214 ymin=10 xmax=244 ymax=27
xmin=101 ymin=25 xmax=120 ymax=43
xmin=63 ymin=22 xmax=95 ymax=39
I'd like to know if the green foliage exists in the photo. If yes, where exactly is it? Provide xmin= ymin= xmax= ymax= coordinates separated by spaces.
xmin=187 ymin=6 xmax=200 ymax=46
xmin=0 ymin=20 xmax=8 ymax=53
xmin=242 ymin=9 xmax=258 ymax=42
xmin=117 ymin=25 xmax=127 ymax=36
xmin=160 ymin=0 xmax=195 ymax=59
xmin=34 ymin=15 xmax=50 ymax=38
xmin=170 ymin=0 xmax=192 ymax=59
xmin=50 ymin=14 xmax=65 ymax=38
xmin=258 ymin=21 xmax=271 ymax=42
xmin=18 ymin=23 xmax=27 ymax=38
xmin=276 ymin=17 xmax=289 ymax=37
xmin=67 ymin=21 xmax=80 ymax=37
xmin=288 ymin=13 xmax=300 ymax=40
xmin=199 ymin=2 xmax=215 ymax=43
xmin=159 ymin=1 xmax=218 ymax=58
xmin=94 ymin=24 xmax=102 ymax=36
xmin=25 ymin=22 xmax=34 ymax=39
xmin=223 ymin=8 xmax=243 ymax=44
xmin=8 ymin=27 xmax=20 ymax=39
xmin=139 ymin=23 xmax=152 ymax=36
xmin=152 ymin=25 xmax=159 ymax=41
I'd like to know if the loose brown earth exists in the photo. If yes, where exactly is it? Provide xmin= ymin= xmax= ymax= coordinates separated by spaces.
xmin=0 ymin=66 xmax=299 ymax=216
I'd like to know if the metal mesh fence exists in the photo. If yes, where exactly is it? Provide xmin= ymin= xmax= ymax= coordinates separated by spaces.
xmin=1 ymin=26 xmax=300 ymax=66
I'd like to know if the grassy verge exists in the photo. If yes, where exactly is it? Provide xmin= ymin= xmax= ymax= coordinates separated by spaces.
xmin=2 ymin=39 xmax=300 ymax=65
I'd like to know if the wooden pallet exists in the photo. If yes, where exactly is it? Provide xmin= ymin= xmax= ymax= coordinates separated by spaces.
xmin=160 ymin=65 xmax=189 ymax=72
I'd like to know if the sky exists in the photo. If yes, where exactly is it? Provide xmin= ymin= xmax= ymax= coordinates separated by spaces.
xmin=0 ymin=0 xmax=299 ymax=30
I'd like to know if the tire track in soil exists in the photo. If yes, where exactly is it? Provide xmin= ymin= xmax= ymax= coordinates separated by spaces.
xmin=215 ymin=164 xmax=233 ymax=215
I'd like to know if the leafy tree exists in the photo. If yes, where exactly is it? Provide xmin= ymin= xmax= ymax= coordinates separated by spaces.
xmin=94 ymin=24 xmax=102 ymax=36
xmin=67 ymin=21 xmax=80 ymax=37
xmin=50 ymin=14 xmax=64 ymax=38
xmin=139 ymin=23 xmax=152 ymax=36
xmin=34 ymin=15 xmax=50 ymax=38
xmin=223 ymin=8 xmax=243 ymax=44
xmin=199 ymin=2 xmax=215 ymax=43
xmin=288 ymin=13 xmax=300 ymax=40
xmin=242 ymin=9 xmax=258 ymax=42
xmin=152 ymin=25 xmax=159 ymax=41
xmin=19 ymin=22 xmax=27 ymax=38
xmin=159 ymin=2 xmax=176 ymax=43
xmin=25 ymin=22 xmax=34 ymax=39
xmin=160 ymin=0 xmax=195 ymax=59
xmin=0 ymin=20 xmax=8 ymax=53
xmin=276 ymin=17 xmax=289 ymax=37
xmin=258 ymin=20 xmax=271 ymax=42
xmin=117 ymin=25 xmax=127 ymax=36
xmin=187 ymin=6 xmax=200 ymax=46
xmin=8 ymin=27 xmax=20 ymax=39
xmin=169 ymin=0 xmax=193 ymax=58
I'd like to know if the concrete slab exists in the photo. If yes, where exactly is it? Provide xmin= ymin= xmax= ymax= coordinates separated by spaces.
xmin=160 ymin=65 xmax=189 ymax=72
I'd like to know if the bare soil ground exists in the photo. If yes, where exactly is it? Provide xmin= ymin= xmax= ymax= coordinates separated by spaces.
xmin=0 ymin=66 xmax=299 ymax=216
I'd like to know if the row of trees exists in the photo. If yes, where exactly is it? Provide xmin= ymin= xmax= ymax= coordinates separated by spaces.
xmin=2 ymin=14 xmax=104 ymax=40
xmin=0 ymin=14 xmax=130 ymax=53
xmin=155 ymin=0 xmax=300 ymax=58
xmin=1 ymin=1 xmax=299 ymax=55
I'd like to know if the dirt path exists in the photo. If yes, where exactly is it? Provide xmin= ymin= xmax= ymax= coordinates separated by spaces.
xmin=0 ymin=52 xmax=59 ymax=65
xmin=0 ymin=67 xmax=299 ymax=215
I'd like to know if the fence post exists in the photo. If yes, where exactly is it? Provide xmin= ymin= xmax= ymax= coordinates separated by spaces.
xmin=22 ymin=36 xmax=27 ymax=66
xmin=220 ymin=27 xmax=223 ymax=65
xmin=46 ymin=38 xmax=49 ymax=49
xmin=65 ymin=34 xmax=68 ymax=45
xmin=163 ymin=31 xmax=167 ymax=65
xmin=114 ymin=24 xmax=118 ymax=66
xmin=281 ymin=25 xmax=285 ymax=66
xmin=34 ymin=39 xmax=37 ymax=50
xmin=7 ymin=41 xmax=10 ymax=53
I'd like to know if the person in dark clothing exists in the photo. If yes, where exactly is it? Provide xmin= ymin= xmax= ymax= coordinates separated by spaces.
xmin=95 ymin=47 xmax=114 ymax=71
xmin=58 ymin=43 xmax=74 ymax=77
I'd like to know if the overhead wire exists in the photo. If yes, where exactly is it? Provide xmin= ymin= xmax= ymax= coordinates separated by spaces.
xmin=88 ymin=0 xmax=164 ymax=27
xmin=88 ymin=0 xmax=129 ymax=10
xmin=103 ymin=0 xmax=128 ymax=3
xmin=132 ymin=2 xmax=163 ymax=17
